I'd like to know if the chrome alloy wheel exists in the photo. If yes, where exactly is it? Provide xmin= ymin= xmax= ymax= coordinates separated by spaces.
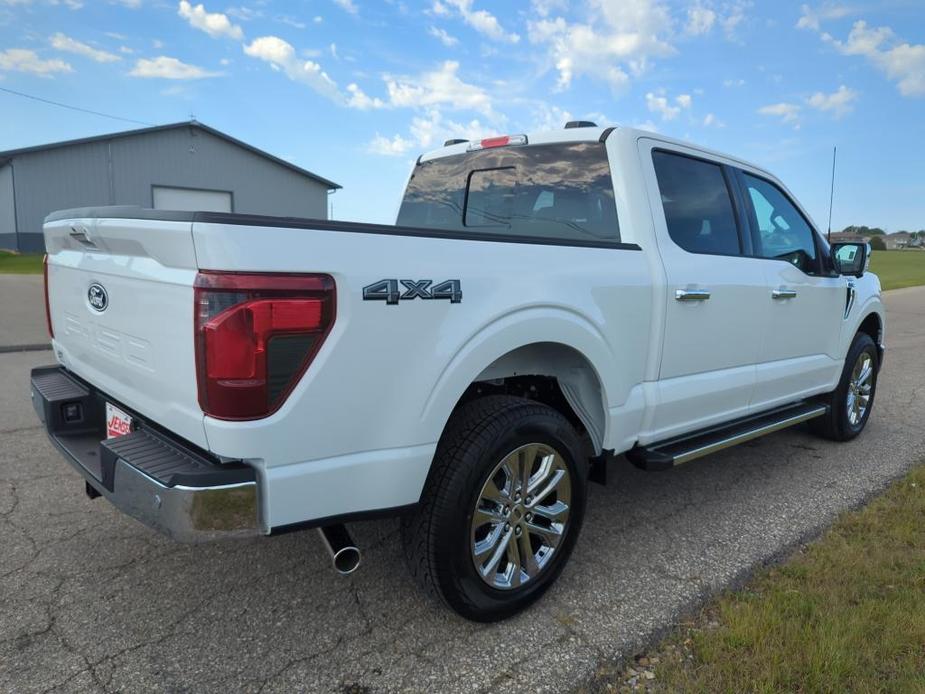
xmin=847 ymin=351 xmax=874 ymax=426
xmin=470 ymin=443 xmax=572 ymax=590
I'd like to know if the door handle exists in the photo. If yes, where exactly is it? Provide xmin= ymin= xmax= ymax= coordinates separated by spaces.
xmin=771 ymin=288 xmax=798 ymax=300
xmin=675 ymin=289 xmax=711 ymax=302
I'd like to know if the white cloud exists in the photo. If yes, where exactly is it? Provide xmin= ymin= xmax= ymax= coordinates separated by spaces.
xmin=368 ymin=133 xmax=416 ymax=156
xmin=430 ymin=0 xmax=450 ymax=16
xmin=646 ymin=90 xmax=692 ymax=120
xmin=720 ymin=1 xmax=747 ymax=40
xmin=806 ymin=84 xmax=858 ymax=117
xmin=385 ymin=60 xmax=494 ymax=116
xmin=823 ymin=21 xmax=925 ymax=97
xmin=428 ymin=25 xmax=459 ymax=47
xmin=758 ymin=102 xmax=801 ymax=124
xmin=49 ymin=33 xmax=121 ymax=62
xmin=796 ymin=2 xmax=854 ymax=31
xmin=226 ymin=6 xmax=262 ymax=21
xmin=702 ymin=112 xmax=725 ymax=127
xmin=527 ymin=1 xmax=675 ymax=90
xmin=531 ymin=0 xmax=567 ymax=18
xmin=0 ymin=48 xmax=72 ymax=76
xmin=685 ymin=5 xmax=716 ymax=35
xmin=243 ymin=36 xmax=341 ymax=101
xmin=178 ymin=1 xmax=243 ymax=40
xmin=129 ymin=55 xmax=220 ymax=79
xmin=723 ymin=77 xmax=745 ymax=87
xmin=333 ymin=0 xmax=357 ymax=15
xmin=278 ymin=16 xmax=306 ymax=29
xmin=346 ymin=82 xmax=385 ymax=109
xmin=368 ymin=108 xmax=488 ymax=156
xmin=119 ymin=46 xmax=133 ymax=54
xmin=528 ymin=103 xmax=573 ymax=132
xmin=442 ymin=0 xmax=519 ymax=43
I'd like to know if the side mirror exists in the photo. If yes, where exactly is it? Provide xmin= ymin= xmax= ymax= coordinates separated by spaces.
xmin=831 ymin=242 xmax=869 ymax=278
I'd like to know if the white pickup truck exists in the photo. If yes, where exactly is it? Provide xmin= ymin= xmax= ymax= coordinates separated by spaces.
xmin=32 ymin=122 xmax=884 ymax=621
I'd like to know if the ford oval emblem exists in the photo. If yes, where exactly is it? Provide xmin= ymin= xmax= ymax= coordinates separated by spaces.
xmin=88 ymin=283 xmax=108 ymax=312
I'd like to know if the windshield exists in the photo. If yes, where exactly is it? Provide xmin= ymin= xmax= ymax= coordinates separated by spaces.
xmin=397 ymin=142 xmax=620 ymax=244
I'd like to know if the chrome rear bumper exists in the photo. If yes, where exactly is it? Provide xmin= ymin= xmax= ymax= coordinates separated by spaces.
xmin=31 ymin=365 xmax=261 ymax=542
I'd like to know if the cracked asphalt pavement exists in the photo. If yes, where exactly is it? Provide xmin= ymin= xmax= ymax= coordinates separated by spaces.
xmin=2 ymin=287 xmax=924 ymax=693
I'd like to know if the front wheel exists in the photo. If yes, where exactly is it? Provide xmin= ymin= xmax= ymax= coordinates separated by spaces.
xmin=401 ymin=395 xmax=588 ymax=622
xmin=810 ymin=332 xmax=879 ymax=441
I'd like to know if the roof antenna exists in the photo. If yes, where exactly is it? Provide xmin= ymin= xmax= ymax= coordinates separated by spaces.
xmin=826 ymin=145 xmax=837 ymax=243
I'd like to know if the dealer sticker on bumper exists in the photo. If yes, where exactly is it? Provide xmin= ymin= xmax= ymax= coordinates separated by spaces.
xmin=106 ymin=402 xmax=133 ymax=439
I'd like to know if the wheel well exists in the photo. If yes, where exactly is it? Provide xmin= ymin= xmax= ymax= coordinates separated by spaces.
xmin=858 ymin=312 xmax=882 ymax=345
xmin=453 ymin=343 xmax=607 ymax=455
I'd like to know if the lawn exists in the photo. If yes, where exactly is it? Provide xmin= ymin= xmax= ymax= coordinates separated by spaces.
xmin=869 ymin=249 xmax=925 ymax=291
xmin=587 ymin=463 xmax=925 ymax=692
xmin=0 ymin=250 xmax=43 ymax=274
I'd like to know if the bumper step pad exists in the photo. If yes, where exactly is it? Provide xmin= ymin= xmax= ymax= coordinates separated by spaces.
xmin=102 ymin=430 xmax=254 ymax=489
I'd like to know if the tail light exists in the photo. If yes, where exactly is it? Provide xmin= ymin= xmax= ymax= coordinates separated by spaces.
xmin=43 ymin=254 xmax=54 ymax=339
xmin=194 ymin=271 xmax=335 ymax=420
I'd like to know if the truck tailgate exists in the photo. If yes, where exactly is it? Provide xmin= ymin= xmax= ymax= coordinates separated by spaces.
xmin=44 ymin=214 xmax=206 ymax=448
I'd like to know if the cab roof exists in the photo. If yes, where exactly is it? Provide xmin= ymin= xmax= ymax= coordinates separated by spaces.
xmin=417 ymin=123 xmax=771 ymax=180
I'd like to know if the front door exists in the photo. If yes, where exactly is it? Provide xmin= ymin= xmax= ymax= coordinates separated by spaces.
xmin=735 ymin=171 xmax=845 ymax=409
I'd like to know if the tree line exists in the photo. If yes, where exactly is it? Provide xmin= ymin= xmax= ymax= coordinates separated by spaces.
xmin=840 ymin=225 xmax=925 ymax=237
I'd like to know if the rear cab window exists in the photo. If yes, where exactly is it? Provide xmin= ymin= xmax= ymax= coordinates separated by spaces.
xmin=651 ymin=150 xmax=742 ymax=256
xmin=397 ymin=142 xmax=620 ymax=245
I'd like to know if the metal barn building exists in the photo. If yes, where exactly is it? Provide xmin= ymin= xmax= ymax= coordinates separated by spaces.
xmin=0 ymin=121 xmax=340 ymax=252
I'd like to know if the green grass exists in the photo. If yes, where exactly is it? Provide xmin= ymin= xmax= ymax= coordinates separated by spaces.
xmin=587 ymin=464 xmax=925 ymax=693
xmin=869 ymin=249 xmax=925 ymax=291
xmin=0 ymin=251 xmax=43 ymax=274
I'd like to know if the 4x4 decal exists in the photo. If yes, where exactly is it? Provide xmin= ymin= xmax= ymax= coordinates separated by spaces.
xmin=363 ymin=279 xmax=462 ymax=305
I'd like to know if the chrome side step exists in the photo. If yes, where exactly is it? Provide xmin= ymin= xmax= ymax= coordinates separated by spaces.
xmin=626 ymin=401 xmax=829 ymax=471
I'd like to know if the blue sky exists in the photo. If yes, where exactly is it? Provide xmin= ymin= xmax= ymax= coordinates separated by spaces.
xmin=1 ymin=0 xmax=923 ymax=231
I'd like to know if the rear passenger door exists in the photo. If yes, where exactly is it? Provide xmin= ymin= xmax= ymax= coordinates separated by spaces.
xmin=639 ymin=141 xmax=769 ymax=441
xmin=734 ymin=171 xmax=845 ymax=408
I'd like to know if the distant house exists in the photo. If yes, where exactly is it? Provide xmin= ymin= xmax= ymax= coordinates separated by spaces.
xmin=0 ymin=121 xmax=340 ymax=252
xmin=883 ymin=232 xmax=912 ymax=249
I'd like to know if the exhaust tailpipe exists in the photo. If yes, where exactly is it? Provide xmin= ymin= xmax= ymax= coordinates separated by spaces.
xmin=317 ymin=524 xmax=361 ymax=575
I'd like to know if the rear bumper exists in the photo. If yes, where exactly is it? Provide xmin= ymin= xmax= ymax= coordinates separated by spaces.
xmin=30 ymin=365 xmax=262 ymax=542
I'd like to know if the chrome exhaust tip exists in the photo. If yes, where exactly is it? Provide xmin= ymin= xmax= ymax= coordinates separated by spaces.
xmin=317 ymin=524 xmax=361 ymax=575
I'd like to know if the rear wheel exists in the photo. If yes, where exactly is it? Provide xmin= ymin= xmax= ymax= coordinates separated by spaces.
xmin=401 ymin=395 xmax=587 ymax=621
xmin=810 ymin=332 xmax=879 ymax=441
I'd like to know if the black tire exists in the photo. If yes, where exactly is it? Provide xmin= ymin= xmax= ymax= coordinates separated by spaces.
xmin=401 ymin=395 xmax=588 ymax=622
xmin=810 ymin=332 xmax=879 ymax=441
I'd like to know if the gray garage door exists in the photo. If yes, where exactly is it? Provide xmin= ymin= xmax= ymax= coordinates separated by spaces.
xmin=152 ymin=186 xmax=232 ymax=213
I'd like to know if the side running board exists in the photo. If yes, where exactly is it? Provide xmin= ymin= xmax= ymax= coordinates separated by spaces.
xmin=626 ymin=401 xmax=829 ymax=471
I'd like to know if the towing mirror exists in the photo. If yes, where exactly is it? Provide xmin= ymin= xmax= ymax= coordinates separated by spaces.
xmin=831 ymin=242 xmax=869 ymax=278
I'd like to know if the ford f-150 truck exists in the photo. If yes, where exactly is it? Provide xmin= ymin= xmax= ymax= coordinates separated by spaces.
xmin=32 ymin=122 xmax=884 ymax=621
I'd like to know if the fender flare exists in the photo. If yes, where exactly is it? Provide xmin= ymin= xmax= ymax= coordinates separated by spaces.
xmin=419 ymin=305 xmax=627 ymax=451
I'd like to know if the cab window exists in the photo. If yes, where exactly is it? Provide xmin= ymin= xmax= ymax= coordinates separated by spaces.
xmin=652 ymin=151 xmax=741 ymax=256
xmin=742 ymin=174 xmax=818 ymax=274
